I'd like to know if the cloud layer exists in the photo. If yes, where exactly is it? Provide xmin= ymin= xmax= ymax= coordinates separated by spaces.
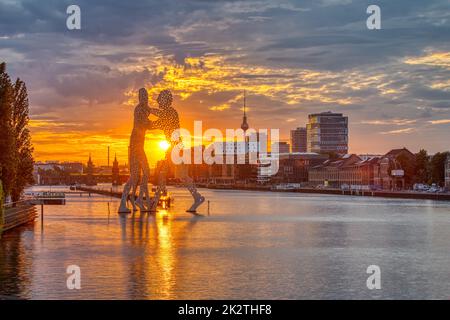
xmin=1 ymin=0 xmax=449 ymax=164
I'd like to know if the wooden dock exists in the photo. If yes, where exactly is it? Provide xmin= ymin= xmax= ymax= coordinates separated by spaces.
xmin=27 ymin=192 xmax=67 ymax=205
xmin=1 ymin=192 xmax=68 ymax=236
xmin=1 ymin=204 xmax=37 ymax=233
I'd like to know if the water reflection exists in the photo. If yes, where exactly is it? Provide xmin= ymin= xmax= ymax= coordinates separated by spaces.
xmin=117 ymin=209 xmax=201 ymax=299
xmin=0 ymin=224 xmax=34 ymax=298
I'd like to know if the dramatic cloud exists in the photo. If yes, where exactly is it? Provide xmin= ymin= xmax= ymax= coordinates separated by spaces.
xmin=0 ymin=0 xmax=449 ymax=163
xmin=429 ymin=119 xmax=450 ymax=125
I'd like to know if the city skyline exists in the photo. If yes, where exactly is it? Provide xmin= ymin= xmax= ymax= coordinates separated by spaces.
xmin=1 ymin=0 xmax=449 ymax=165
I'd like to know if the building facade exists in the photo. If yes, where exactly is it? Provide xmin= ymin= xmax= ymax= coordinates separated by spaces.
xmin=374 ymin=148 xmax=415 ymax=190
xmin=308 ymin=154 xmax=363 ymax=188
xmin=290 ymin=127 xmax=307 ymax=152
xmin=308 ymin=148 xmax=414 ymax=190
xmin=272 ymin=141 xmax=290 ymax=154
xmin=271 ymin=152 xmax=328 ymax=184
xmin=307 ymin=111 xmax=348 ymax=154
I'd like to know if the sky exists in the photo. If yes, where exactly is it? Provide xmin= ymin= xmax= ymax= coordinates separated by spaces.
xmin=1 ymin=0 xmax=449 ymax=166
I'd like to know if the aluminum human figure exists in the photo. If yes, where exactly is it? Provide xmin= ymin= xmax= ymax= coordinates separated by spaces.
xmin=148 ymin=90 xmax=205 ymax=213
xmin=118 ymin=88 xmax=153 ymax=213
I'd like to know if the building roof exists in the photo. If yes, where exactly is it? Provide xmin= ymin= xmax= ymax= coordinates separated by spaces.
xmin=311 ymin=154 xmax=361 ymax=169
xmin=308 ymin=111 xmax=344 ymax=118
xmin=385 ymin=147 xmax=414 ymax=158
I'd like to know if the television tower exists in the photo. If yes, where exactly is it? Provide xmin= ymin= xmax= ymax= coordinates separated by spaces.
xmin=241 ymin=90 xmax=249 ymax=133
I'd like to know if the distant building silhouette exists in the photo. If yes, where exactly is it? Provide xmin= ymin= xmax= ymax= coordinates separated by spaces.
xmin=86 ymin=154 xmax=96 ymax=186
xmin=112 ymin=153 xmax=120 ymax=186
xmin=290 ymin=127 xmax=307 ymax=152
xmin=272 ymin=141 xmax=290 ymax=154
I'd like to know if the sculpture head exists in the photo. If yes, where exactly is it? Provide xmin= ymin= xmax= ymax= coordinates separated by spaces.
xmin=157 ymin=89 xmax=173 ymax=109
xmin=138 ymin=88 xmax=148 ymax=105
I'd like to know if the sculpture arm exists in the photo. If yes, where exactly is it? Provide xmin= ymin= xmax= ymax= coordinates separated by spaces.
xmin=148 ymin=108 xmax=161 ymax=116
xmin=137 ymin=105 xmax=155 ymax=129
xmin=145 ymin=108 xmax=165 ymax=130
xmin=142 ymin=115 xmax=154 ymax=130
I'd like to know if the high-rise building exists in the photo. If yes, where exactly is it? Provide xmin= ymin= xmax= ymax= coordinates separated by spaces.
xmin=307 ymin=111 xmax=348 ymax=154
xmin=290 ymin=127 xmax=307 ymax=152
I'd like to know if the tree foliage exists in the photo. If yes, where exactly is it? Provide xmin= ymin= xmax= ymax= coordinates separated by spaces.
xmin=430 ymin=152 xmax=449 ymax=187
xmin=395 ymin=153 xmax=416 ymax=187
xmin=0 ymin=62 xmax=16 ymax=200
xmin=415 ymin=149 xmax=429 ymax=183
xmin=11 ymin=79 xmax=34 ymax=202
xmin=412 ymin=149 xmax=449 ymax=186
xmin=0 ymin=62 xmax=34 ymax=203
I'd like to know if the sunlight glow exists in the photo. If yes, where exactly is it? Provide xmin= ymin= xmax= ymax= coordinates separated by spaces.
xmin=159 ymin=140 xmax=170 ymax=151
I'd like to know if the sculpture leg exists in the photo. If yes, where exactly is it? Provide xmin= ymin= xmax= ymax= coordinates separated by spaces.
xmin=119 ymin=153 xmax=139 ymax=213
xmin=184 ymin=167 xmax=205 ymax=213
xmin=118 ymin=178 xmax=132 ymax=213
xmin=130 ymin=176 xmax=140 ymax=211
xmin=137 ymin=151 xmax=152 ymax=211
xmin=135 ymin=185 xmax=146 ymax=211
xmin=150 ymin=159 xmax=168 ymax=212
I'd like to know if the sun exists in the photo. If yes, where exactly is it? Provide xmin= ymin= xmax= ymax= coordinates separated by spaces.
xmin=159 ymin=140 xmax=170 ymax=151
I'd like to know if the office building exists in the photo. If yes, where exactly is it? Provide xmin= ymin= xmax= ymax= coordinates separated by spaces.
xmin=290 ymin=127 xmax=307 ymax=152
xmin=307 ymin=111 xmax=348 ymax=154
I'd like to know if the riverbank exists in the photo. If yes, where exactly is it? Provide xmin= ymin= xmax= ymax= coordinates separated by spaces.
xmin=203 ymin=184 xmax=450 ymax=201
xmin=78 ymin=184 xmax=450 ymax=202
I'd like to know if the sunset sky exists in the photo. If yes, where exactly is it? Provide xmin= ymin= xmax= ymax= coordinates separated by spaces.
xmin=1 ymin=0 xmax=449 ymax=166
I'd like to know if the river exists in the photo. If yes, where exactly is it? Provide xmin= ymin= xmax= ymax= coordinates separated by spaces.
xmin=1 ymin=185 xmax=449 ymax=299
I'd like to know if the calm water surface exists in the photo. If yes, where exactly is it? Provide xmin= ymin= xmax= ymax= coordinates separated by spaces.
xmin=1 ymin=186 xmax=450 ymax=299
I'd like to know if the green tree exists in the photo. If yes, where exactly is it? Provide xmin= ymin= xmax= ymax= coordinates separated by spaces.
xmin=10 ymin=79 xmax=34 ymax=202
xmin=0 ymin=62 xmax=16 ymax=201
xmin=415 ymin=149 xmax=429 ymax=183
xmin=0 ymin=63 xmax=34 ymax=204
xmin=396 ymin=153 xmax=416 ymax=187
xmin=430 ymin=152 xmax=449 ymax=186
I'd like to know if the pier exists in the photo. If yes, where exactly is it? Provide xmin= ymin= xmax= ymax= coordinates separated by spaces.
xmin=1 ymin=192 xmax=69 ymax=236
xmin=1 ymin=202 xmax=37 ymax=234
